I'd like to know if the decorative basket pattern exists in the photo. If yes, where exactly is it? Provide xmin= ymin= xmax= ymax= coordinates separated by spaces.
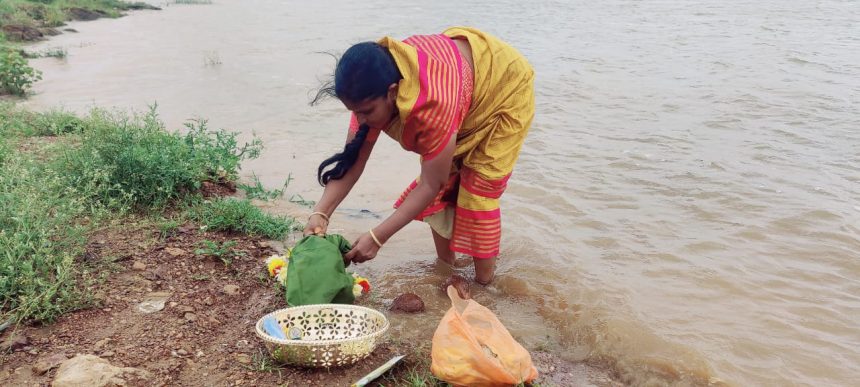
xmin=255 ymin=304 xmax=389 ymax=368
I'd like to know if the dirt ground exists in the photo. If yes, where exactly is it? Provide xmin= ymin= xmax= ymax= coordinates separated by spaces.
xmin=0 ymin=202 xmax=620 ymax=387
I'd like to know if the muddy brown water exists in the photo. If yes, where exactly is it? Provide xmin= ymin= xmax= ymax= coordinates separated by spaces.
xmin=19 ymin=0 xmax=860 ymax=385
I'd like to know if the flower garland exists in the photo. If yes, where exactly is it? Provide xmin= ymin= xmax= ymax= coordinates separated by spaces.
xmin=265 ymin=251 xmax=371 ymax=298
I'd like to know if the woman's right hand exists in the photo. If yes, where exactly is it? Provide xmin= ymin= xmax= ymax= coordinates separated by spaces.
xmin=303 ymin=213 xmax=329 ymax=236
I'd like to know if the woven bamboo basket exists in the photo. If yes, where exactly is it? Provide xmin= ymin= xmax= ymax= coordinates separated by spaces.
xmin=255 ymin=304 xmax=389 ymax=368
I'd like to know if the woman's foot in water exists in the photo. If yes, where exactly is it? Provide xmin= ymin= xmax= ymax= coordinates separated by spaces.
xmin=473 ymin=257 xmax=496 ymax=285
xmin=432 ymin=229 xmax=457 ymax=267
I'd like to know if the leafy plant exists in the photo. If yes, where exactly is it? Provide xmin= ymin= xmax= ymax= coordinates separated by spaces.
xmin=0 ymin=48 xmax=42 ymax=96
xmin=57 ymin=106 xmax=262 ymax=210
xmin=157 ymin=218 xmax=182 ymax=240
xmin=195 ymin=239 xmax=243 ymax=265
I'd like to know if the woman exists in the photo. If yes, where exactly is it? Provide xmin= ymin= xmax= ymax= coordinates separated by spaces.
xmin=305 ymin=27 xmax=534 ymax=285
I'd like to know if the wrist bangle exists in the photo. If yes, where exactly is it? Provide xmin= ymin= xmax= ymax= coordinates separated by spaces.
xmin=309 ymin=211 xmax=330 ymax=222
xmin=368 ymin=229 xmax=383 ymax=248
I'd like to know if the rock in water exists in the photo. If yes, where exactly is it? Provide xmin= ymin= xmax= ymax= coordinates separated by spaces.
xmin=390 ymin=293 xmax=425 ymax=313
xmin=52 ymin=354 xmax=149 ymax=387
xmin=441 ymin=274 xmax=471 ymax=300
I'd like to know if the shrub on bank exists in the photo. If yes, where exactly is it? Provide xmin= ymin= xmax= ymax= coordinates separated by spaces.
xmin=0 ymin=46 xmax=41 ymax=95
xmin=1 ymin=106 xmax=279 ymax=324
xmin=57 ymin=107 xmax=263 ymax=210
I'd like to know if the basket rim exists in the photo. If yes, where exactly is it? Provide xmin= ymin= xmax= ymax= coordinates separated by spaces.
xmin=255 ymin=304 xmax=389 ymax=346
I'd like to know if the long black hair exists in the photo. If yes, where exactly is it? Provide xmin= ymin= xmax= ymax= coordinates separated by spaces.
xmin=313 ymin=42 xmax=402 ymax=186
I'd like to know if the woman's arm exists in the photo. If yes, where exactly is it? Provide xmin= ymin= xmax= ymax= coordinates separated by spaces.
xmin=304 ymin=131 xmax=377 ymax=235
xmin=345 ymin=135 xmax=456 ymax=261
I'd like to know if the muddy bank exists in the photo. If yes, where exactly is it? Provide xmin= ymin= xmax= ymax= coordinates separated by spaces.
xmin=0 ymin=3 xmax=160 ymax=42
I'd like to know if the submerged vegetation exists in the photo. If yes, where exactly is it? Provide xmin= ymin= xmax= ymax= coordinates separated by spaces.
xmin=0 ymin=103 xmax=293 ymax=325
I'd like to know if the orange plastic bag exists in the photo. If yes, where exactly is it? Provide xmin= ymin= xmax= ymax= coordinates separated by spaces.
xmin=430 ymin=286 xmax=539 ymax=386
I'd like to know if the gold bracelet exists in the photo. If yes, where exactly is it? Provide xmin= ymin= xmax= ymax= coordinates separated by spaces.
xmin=309 ymin=211 xmax=330 ymax=222
xmin=368 ymin=229 xmax=383 ymax=248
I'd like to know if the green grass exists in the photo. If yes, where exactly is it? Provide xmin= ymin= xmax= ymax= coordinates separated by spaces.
xmin=194 ymin=239 xmax=243 ymax=266
xmin=195 ymin=197 xmax=298 ymax=239
xmin=238 ymin=172 xmax=289 ymax=201
xmin=0 ymin=104 xmax=290 ymax=325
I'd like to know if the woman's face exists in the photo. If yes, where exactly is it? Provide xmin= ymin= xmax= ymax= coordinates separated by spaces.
xmin=343 ymin=83 xmax=398 ymax=129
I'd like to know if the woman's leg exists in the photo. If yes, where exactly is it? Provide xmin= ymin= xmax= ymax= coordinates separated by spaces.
xmin=473 ymin=257 xmax=496 ymax=285
xmin=432 ymin=228 xmax=456 ymax=265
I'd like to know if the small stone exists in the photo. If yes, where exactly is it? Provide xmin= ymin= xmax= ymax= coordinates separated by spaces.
xmin=223 ymin=285 xmax=240 ymax=296
xmin=1 ymin=333 xmax=29 ymax=351
xmin=101 ymin=351 xmax=114 ymax=358
xmin=177 ymin=349 xmax=189 ymax=356
xmin=184 ymin=313 xmax=197 ymax=322
xmin=169 ymin=302 xmax=179 ymax=308
xmin=196 ymin=351 xmax=204 ymax=357
xmin=132 ymin=261 xmax=147 ymax=271
xmin=204 ymin=297 xmax=213 ymax=306
xmin=165 ymin=247 xmax=185 ymax=257
xmin=102 ymin=308 xmax=112 ymax=312
xmin=28 ymin=349 xmax=39 ymax=355
xmin=390 ymin=293 xmax=425 ymax=313
xmin=137 ymin=292 xmax=171 ymax=314
xmin=94 ymin=338 xmax=111 ymax=350
xmin=32 ymin=353 xmax=68 ymax=375
xmin=179 ymin=306 xmax=195 ymax=313
xmin=235 ymin=354 xmax=251 ymax=364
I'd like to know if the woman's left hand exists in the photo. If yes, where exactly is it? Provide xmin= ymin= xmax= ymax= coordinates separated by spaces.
xmin=344 ymin=232 xmax=380 ymax=264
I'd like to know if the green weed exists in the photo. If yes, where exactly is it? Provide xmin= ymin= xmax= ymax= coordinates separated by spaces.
xmin=288 ymin=194 xmax=315 ymax=208
xmin=239 ymin=172 xmax=290 ymax=201
xmin=0 ymin=103 xmax=83 ymax=136
xmin=194 ymin=239 xmax=242 ymax=265
xmin=195 ymin=197 xmax=297 ymax=239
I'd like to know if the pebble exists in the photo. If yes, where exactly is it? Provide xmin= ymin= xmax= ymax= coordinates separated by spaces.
xmin=177 ymin=349 xmax=189 ymax=356
xmin=165 ymin=247 xmax=185 ymax=257
xmin=235 ymin=354 xmax=251 ymax=364
xmin=1 ymin=333 xmax=29 ymax=351
xmin=223 ymin=285 xmax=240 ymax=296
xmin=179 ymin=305 xmax=195 ymax=313
xmin=132 ymin=261 xmax=147 ymax=271
xmin=184 ymin=312 xmax=197 ymax=322
xmin=101 ymin=351 xmax=114 ymax=358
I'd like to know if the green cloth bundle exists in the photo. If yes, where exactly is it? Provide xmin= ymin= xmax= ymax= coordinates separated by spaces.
xmin=286 ymin=234 xmax=356 ymax=306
